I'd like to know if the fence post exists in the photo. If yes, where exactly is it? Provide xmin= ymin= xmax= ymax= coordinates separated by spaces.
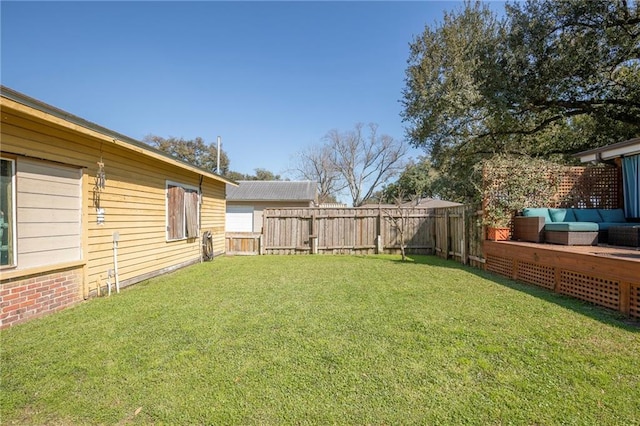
xmin=461 ymin=206 xmax=468 ymax=265
xmin=444 ymin=208 xmax=450 ymax=259
xmin=262 ymin=209 xmax=271 ymax=255
xmin=310 ymin=210 xmax=316 ymax=254
xmin=377 ymin=207 xmax=383 ymax=254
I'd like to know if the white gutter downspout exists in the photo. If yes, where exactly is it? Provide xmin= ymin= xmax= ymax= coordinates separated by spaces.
xmin=113 ymin=231 xmax=120 ymax=293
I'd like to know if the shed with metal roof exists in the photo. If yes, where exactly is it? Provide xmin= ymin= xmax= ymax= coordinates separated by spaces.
xmin=226 ymin=181 xmax=318 ymax=232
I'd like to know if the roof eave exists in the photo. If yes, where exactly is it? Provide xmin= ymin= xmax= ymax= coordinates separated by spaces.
xmin=1 ymin=85 xmax=237 ymax=186
xmin=576 ymin=138 xmax=640 ymax=163
xmin=227 ymin=199 xmax=314 ymax=202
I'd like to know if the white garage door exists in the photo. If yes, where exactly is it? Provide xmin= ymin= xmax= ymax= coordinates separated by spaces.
xmin=226 ymin=205 xmax=254 ymax=232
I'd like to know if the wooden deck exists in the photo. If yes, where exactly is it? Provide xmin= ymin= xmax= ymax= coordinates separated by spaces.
xmin=484 ymin=240 xmax=640 ymax=319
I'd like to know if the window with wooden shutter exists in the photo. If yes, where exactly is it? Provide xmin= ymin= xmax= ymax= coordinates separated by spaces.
xmin=185 ymin=191 xmax=199 ymax=238
xmin=166 ymin=182 xmax=199 ymax=241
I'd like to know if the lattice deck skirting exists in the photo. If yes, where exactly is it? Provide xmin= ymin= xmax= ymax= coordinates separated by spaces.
xmin=558 ymin=271 xmax=619 ymax=310
xmin=630 ymin=284 xmax=640 ymax=319
xmin=517 ymin=262 xmax=555 ymax=290
xmin=483 ymin=244 xmax=639 ymax=320
xmin=486 ymin=255 xmax=513 ymax=277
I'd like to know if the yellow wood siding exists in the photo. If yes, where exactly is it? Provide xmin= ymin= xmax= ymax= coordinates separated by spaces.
xmin=201 ymin=180 xmax=226 ymax=254
xmin=1 ymin=101 xmax=227 ymax=296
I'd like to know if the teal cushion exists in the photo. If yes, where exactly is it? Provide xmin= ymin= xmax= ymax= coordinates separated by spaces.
xmin=522 ymin=208 xmax=552 ymax=223
xmin=598 ymin=209 xmax=626 ymax=223
xmin=549 ymin=208 xmax=577 ymax=222
xmin=545 ymin=222 xmax=599 ymax=232
xmin=574 ymin=209 xmax=602 ymax=223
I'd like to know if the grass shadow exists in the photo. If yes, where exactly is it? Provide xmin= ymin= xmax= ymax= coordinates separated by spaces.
xmin=364 ymin=254 xmax=640 ymax=332
xmin=468 ymin=267 xmax=640 ymax=332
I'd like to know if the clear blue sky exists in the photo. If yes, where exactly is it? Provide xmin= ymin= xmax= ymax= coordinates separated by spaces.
xmin=2 ymin=1 xmax=503 ymax=178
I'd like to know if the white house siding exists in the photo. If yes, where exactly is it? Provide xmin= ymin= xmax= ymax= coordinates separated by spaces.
xmin=16 ymin=158 xmax=82 ymax=269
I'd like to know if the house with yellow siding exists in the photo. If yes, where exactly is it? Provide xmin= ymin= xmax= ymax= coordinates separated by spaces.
xmin=0 ymin=86 xmax=235 ymax=328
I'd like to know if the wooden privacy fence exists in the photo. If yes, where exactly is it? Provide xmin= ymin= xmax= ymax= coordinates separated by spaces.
xmin=225 ymin=205 xmax=485 ymax=266
xmin=262 ymin=207 xmax=435 ymax=255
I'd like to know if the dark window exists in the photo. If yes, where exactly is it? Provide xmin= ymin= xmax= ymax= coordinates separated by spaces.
xmin=0 ymin=158 xmax=15 ymax=266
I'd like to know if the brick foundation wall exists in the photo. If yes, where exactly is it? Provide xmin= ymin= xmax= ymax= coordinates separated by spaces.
xmin=1 ymin=267 xmax=82 ymax=329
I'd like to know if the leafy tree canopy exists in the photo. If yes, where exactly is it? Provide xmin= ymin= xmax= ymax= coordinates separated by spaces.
xmin=226 ymin=168 xmax=284 ymax=181
xmin=144 ymin=135 xmax=230 ymax=175
xmin=144 ymin=135 xmax=282 ymax=181
xmin=402 ymin=0 xmax=640 ymax=202
xmin=381 ymin=158 xmax=438 ymax=202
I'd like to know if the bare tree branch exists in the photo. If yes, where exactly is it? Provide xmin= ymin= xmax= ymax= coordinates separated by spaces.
xmin=326 ymin=123 xmax=407 ymax=207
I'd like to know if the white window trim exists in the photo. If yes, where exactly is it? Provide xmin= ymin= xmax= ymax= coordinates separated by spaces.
xmin=1 ymin=157 xmax=17 ymax=268
xmin=165 ymin=180 xmax=201 ymax=241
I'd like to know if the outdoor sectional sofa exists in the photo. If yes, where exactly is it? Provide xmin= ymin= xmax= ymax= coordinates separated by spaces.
xmin=512 ymin=207 xmax=636 ymax=245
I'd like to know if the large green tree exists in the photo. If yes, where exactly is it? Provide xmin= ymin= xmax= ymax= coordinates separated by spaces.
xmin=381 ymin=158 xmax=437 ymax=202
xmin=402 ymin=0 xmax=640 ymax=202
xmin=402 ymin=1 xmax=500 ymax=202
xmin=145 ymin=135 xmax=283 ymax=182
xmin=479 ymin=0 xmax=640 ymax=151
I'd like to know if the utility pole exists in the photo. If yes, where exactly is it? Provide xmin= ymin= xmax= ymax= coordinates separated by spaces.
xmin=216 ymin=136 xmax=221 ymax=174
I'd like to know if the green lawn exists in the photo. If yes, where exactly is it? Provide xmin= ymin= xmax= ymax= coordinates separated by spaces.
xmin=1 ymin=255 xmax=639 ymax=425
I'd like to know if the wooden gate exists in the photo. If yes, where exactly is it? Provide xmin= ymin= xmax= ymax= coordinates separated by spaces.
xmin=433 ymin=205 xmax=484 ymax=267
xmin=225 ymin=232 xmax=262 ymax=255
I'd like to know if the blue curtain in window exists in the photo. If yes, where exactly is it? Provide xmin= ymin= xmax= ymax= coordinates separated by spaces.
xmin=623 ymin=154 xmax=640 ymax=218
